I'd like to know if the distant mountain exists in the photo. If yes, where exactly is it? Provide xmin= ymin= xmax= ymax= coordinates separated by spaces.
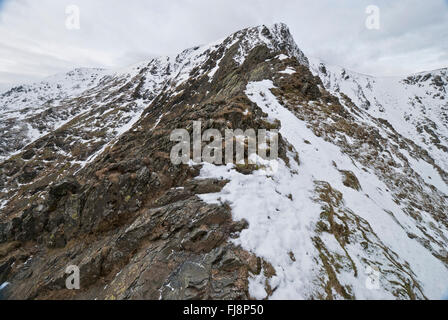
xmin=0 ymin=23 xmax=447 ymax=300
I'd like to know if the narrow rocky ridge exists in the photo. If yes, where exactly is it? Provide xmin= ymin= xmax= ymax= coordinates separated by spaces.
xmin=0 ymin=23 xmax=447 ymax=300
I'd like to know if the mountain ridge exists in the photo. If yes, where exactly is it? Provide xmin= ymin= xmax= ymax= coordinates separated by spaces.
xmin=0 ymin=23 xmax=447 ymax=300
xmin=2 ymin=23 xmax=446 ymax=165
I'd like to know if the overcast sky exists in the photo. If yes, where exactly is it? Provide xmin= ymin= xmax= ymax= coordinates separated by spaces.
xmin=0 ymin=0 xmax=447 ymax=88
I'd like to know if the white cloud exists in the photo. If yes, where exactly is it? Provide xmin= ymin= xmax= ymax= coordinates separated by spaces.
xmin=0 ymin=0 xmax=447 ymax=87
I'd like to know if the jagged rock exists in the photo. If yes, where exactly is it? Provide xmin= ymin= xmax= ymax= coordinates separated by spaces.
xmin=340 ymin=170 xmax=362 ymax=191
xmin=49 ymin=178 xmax=80 ymax=200
xmin=21 ymin=149 xmax=35 ymax=160
xmin=0 ymin=282 xmax=11 ymax=300
xmin=18 ymin=165 xmax=39 ymax=184
xmin=0 ymin=258 xmax=14 ymax=283
xmin=184 ymin=179 xmax=229 ymax=194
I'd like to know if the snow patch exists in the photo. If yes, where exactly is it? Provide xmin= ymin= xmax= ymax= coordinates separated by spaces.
xmin=198 ymin=79 xmax=448 ymax=299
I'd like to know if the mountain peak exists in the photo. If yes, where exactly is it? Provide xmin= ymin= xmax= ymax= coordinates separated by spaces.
xmin=225 ymin=23 xmax=309 ymax=67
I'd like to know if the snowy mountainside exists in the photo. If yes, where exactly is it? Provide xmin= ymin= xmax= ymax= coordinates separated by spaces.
xmin=200 ymin=70 xmax=448 ymax=299
xmin=0 ymin=23 xmax=447 ymax=300
xmin=0 ymin=23 xmax=306 ymax=163
xmin=0 ymin=68 xmax=105 ymax=160
xmin=309 ymin=58 xmax=448 ymax=174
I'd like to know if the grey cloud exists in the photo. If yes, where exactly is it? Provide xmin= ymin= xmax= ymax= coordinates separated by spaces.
xmin=0 ymin=0 xmax=447 ymax=86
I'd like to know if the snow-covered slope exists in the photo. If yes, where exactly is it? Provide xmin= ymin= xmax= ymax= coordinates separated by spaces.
xmin=0 ymin=23 xmax=447 ymax=300
xmin=200 ymin=78 xmax=448 ymax=299
xmin=309 ymin=57 xmax=448 ymax=174
xmin=196 ymin=33 xmax=448 ymax=299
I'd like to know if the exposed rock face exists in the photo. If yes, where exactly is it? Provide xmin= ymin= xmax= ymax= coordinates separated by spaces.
xmin=0 ymin=23 xmax=447 ymax=300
